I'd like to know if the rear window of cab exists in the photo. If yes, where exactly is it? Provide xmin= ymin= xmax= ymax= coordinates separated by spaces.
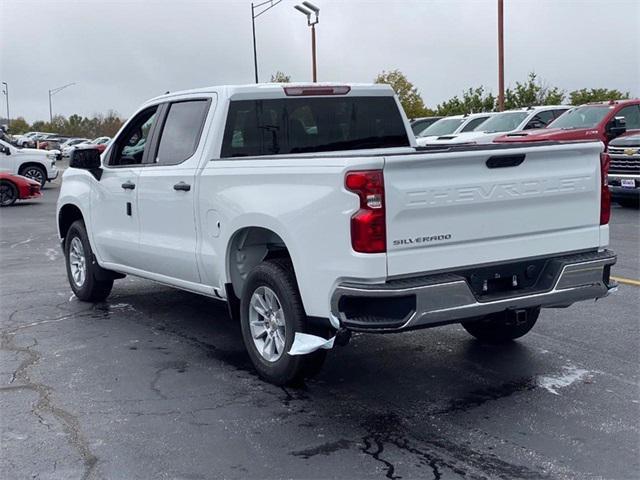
xmin=221 ymin=96 xmax=410 ymax=158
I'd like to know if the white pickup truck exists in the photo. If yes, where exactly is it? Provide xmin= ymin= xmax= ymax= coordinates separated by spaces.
xmin=57 ymin=83 xmax=617 ymax=385
xmin=0 ymin=139 xmax=59 ymax=186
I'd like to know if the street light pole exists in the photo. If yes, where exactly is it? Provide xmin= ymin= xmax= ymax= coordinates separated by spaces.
xmin=251 ymin=0 xmax=283 ymax=84
xmin=294 ymin=2 xmax=320 ymax=82
xmin=497 ymin=0 xmax=505 ymax=111
xmin=48 ymin=82 xmax=76 ymax=123
xmin=311 ymin=23 xmax=317 ymax=82
xmin=1 ymin=82 xmax=9 ymax=129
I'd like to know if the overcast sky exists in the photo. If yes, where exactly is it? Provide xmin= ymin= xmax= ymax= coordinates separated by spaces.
xmin=1 ymin=0 xmax=639 ymax=122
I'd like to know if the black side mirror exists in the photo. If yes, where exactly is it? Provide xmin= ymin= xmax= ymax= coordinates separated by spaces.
xmin=69 ymin=147 xmax=102 ymax=180
xmin=0 ymin=145 xmax=10 ymax=155
xmin=606 ymin=116 xmax=627 ymax=139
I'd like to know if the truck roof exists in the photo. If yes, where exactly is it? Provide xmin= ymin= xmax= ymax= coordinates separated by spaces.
xmin=147 ymin=83 xmax=395 ymax=104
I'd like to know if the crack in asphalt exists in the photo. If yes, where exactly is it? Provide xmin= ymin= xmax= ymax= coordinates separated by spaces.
xmin=1 ymin=308 xmax=102 ymax=480
xmin=286 ymin=407 xmax=549 ymax=479
xmin=149 ymin=360 xmax=189 ymax=400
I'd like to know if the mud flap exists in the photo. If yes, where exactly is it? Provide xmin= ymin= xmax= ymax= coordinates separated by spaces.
xmin=288 ymin=333 xmax=335 ymax=356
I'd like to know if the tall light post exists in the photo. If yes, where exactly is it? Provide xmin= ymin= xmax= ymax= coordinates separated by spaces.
xmin=48 ymin=82 xmax=76 ymax=123
xmin=1 ymin=82 xmax=9 ymax=129
xmin=497 ymin=0 xmax=505 ymax=111
xmin=251 ymin=0 xmax=283 ymax=83
xmin=294 ymin=2 xmax=319 ymax=82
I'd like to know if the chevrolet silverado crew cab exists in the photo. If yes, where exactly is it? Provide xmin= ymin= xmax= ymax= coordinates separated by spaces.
xmin=0 ymin=139 xmax=59 ymax=187
xmin=57 ymin=83 xmax=617 ymax=385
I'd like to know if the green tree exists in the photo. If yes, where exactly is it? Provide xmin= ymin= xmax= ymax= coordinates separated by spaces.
xmin=504 ymin=72 xmax=565 ymax=109
xmin=30 ymin=120 xmax=48 ymax=132
xmin=20 ymin=112 xmax=124 ymax=139
xmin=270 ymin=71 xmax=291 ymax=83
xmin=435 ymin=86 xmax=496 ymax=116
xmin=568 ymin=88 xmax=629 ymax=105
xmin=374 ymin=69 xmax=430 ymax=119
xmin=100 ymin=110 xmax=124 ymax=137
xmin=7 ymin=117 xmax=30 ymax=135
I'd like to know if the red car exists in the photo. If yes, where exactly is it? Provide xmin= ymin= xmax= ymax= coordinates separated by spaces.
xmin=494 ymin=99 xmax=640 ymax=147
xmin=0 ymin=172 xmax=42 ymax=207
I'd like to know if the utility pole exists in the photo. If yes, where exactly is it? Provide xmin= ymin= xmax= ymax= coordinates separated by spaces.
xmin=311 ymin=21 xmax=317 ymax=83
xmin=1 ymin=82 xmax=9 ymax=129
xmin=294 ymin=2 xmax=320 ymax=82
xmin=48 ymin=82 xmax=76 ymax=123
xmin=497 ymin=0 xmax=505 ymax=111
xmin=251 ymin=0 xmax=283 ymax=83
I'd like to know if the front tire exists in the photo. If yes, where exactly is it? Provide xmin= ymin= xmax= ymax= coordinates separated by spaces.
xmin=462 ymin=308 xmax=540 ymax=344
xmin=240 ymin=258 xmax=327 ymax=385
xmin=0 ymin=180 xmax=18 ymax=207
xmin=64 ymin=220 xmax=113 ymax=302
xmin=19 ymin=165 xmax=47 ymax=188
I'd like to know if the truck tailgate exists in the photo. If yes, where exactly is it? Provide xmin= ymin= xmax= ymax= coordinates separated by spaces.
xmin=384 ymin=142 xmax=603 ymax=277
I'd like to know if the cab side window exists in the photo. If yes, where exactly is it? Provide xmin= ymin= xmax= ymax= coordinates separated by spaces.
xmin=615 ymin=105 xmax=640 ymax=130
xmin=461 ymin=116 xmax=489 ymax=132
xmin=552 ymin=109 xmax=569 ymax=119
xmin=154 ymin=100 xmax=210 ymax=166
xmin=525 ymin=110 xmax=555 ymax=129
xmin=109 ymin=107 xmax=158 ymax=166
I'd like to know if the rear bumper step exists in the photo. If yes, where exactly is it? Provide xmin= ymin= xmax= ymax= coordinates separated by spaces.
xmin=331 ymin=250 xmax=617 ymax=332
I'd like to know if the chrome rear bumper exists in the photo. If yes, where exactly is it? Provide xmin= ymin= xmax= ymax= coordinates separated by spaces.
xmin=331 ymin=250 xmax=617 ymax=332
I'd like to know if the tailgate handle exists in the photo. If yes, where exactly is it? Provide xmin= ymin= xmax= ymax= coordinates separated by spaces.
xmin=486 ymin=154 xmax=525 ymax=169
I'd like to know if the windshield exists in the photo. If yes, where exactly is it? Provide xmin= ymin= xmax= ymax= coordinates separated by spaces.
xmin=548 ymin=105 xmax=612 ymax=129
xmin=418 ymin=117 xmax=465 ymax=137
xmin=474 ymin=112 xmax=529 ymax=133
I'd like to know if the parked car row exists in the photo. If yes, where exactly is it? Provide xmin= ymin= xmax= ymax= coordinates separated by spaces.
xmin=410 ymin=99 xmax=640 ymax=207
xmin=12 ymin=131 xmax=111 ymax=154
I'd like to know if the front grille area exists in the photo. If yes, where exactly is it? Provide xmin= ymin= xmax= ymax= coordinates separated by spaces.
xmin=608 ymin=147 xmax=640 ymax=174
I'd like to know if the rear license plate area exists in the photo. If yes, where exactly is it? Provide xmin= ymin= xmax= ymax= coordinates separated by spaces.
xmin=464 ymin=258 xmax=548 ymax=298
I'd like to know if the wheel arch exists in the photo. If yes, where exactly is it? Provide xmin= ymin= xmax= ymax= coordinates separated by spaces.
xmin=18 ymin=161 xmax=47 ymax=174
xmin=225 ymin=226 xmax=294 ymax=302
xmin=58 ymin=203 xmax=85 ymax=241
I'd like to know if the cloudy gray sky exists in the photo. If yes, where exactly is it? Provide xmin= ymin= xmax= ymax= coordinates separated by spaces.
xmin=1 ymin=0 xmax=639 ymax=122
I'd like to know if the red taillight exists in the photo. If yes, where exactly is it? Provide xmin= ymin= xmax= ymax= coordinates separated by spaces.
xmin=600 ymin=152 xmax=611 ymax=225
xmin=345 ymin=170 xmax=386 ymax=253
xmin=284 ymin=85 xmax=351 ymax=96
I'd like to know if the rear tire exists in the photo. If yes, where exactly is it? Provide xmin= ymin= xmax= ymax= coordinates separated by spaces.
xmin=462 ymin=308 xmax=540 ymax=344
xmin=240 ymin=258 xmax=327 ymax=386
xmin=0 ymin=180 xmax=18 ymax=207
xmin=64 ymin=220 xmax=113 ymax=302
xmin=19 ymin=165 xmax=47 ymax=188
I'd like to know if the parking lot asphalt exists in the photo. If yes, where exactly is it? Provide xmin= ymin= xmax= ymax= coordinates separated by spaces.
xmin=1 ymin=177 xmax=639 ymax=480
